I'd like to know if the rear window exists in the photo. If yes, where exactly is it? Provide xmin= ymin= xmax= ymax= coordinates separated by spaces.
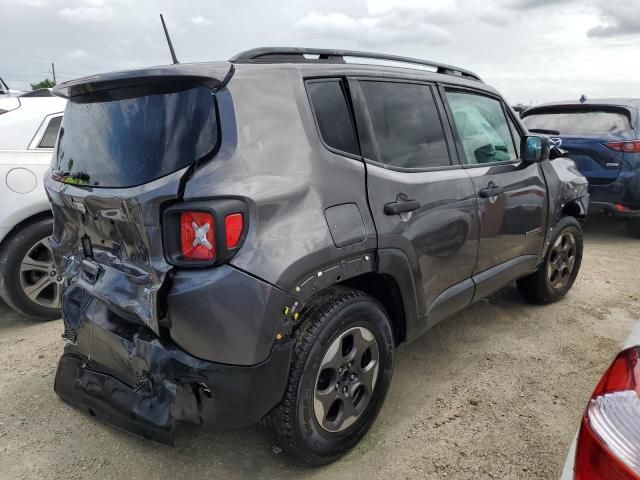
xmin=523 ymin=109 xmax=634 ymax=138
xmin=53 ymin=84 xmax=218 ymax=188
xmin=306 ymin=80 xmax=359 ymax=156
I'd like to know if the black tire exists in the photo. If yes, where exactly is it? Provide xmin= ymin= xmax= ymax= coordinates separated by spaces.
xmin=517 ymin=216 xmax=583 ymax=304
xmin=0 ymin=217 xmax=61 ymax=320
xmin=264 ymin=286 xmax=395 ymax=465
xmin=628 ymin=219 xmax=640 ymax=239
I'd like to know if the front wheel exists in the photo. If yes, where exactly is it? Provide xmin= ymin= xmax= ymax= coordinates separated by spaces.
xmin=517 ymin=216 xmax=583 ymax=304
xmin=264 ymin=287 xmax=395 ymax=465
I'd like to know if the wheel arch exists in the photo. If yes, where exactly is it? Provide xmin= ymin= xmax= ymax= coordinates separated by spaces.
xmin=340 ymin=248 xmax=423 ymax=347
xmin=0 ymin=210 xmax=52 ymax=252
xmin=561 ymin=199 xmax=587 ymax=220
xmin=340 ymin=272 xmax=406 ymax=346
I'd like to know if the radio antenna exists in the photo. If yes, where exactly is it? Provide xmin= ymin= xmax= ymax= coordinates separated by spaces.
xmin=160 ymin=14 xmax=179 ymax=64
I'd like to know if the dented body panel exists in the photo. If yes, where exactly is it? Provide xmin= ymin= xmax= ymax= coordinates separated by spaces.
xmin=45 ymin=170 xmax=183 ymax=336
xmin=540 ymin=157 xmax=590 ymax=259
xmin=56 ymin=285 xmax=293 ymax=444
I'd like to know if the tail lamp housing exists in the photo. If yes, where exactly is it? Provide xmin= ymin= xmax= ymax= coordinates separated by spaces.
xmin=574 ymin=346 xmax=640 ymax=480
xmin=163 ymin=199 xmax=247 ymax=267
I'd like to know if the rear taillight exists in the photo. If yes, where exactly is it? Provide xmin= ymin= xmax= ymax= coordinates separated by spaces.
xmin=574 ymin=346 xmax=640 ymax=480
xmin=606 ymin=141 xmax=640 ymax=153
xmin=180 ymin=211 xmax=215 ymax=260
xmin=163 ymin=199 xmax=247 ymax=267
xmin=615 ymin=203 xmax=631 ymax=212
xmin=225 ymin=213 xmax=243 ymax=248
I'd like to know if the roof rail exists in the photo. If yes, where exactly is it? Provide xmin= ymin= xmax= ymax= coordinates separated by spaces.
xmin=229 ymin=47 xmax=482 ymax=82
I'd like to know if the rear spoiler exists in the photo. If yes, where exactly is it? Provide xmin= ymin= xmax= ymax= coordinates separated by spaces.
xmin=522 ymin=104 xmax=637 ymax=130
xmin=52 ymin=62 xmax=234 ymax=99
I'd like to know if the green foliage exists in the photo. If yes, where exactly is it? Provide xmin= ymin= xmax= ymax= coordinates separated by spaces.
xmin=30 ymin=78 xmax=56 ymax=90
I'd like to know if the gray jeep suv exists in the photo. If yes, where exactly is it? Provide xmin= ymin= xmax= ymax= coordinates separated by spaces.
xmin=45 ymin=48 xmax=589 ymax=465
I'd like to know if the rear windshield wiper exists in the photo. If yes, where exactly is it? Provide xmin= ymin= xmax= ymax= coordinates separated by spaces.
xmin=52 ymin=170 xmax=91 ymax=184
xmin=528 ymin=128 xmax=561 ymax=135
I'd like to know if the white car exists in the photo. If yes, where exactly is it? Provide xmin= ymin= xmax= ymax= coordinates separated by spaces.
xmin=0 ymin=92 xmax=65 ymax=319
xmin=0 ymin=77 xmax=25 ymax=97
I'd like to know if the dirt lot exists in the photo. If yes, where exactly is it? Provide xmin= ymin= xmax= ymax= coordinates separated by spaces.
xmin=0 ymin=218 xmax=639 ymax=480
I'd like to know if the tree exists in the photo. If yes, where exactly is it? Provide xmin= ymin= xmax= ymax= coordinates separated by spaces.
xmin=30 ymin=78 xmax=56 ymax=90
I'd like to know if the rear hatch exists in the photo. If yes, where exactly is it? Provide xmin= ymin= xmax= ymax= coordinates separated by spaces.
xmin=522 ymin=105 xmax=635 ymax=185
xmin=45 ymin=66 xmax=228 ymax=334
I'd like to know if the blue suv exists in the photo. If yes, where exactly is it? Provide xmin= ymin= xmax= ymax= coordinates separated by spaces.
xmin=522 ymin=98 xmax=640 ymax=237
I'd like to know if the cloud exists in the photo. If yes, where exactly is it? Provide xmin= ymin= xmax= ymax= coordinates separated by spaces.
xmin=297 ymin=5 xmax=455 ymax=47
xmin=588 ymin=0 xmax=640 ymax=37
xmin=163 ymin=15 xmax=185 ymax=33
xmin=7 ymin=0 xmax=48 ymax=7
xmin=366 ymin=0 xmax=458 ymax=22
xmin=506 ymin=0 xmax=571 ymax=10
xmin=64 ymin=48 xmax=91 ymax=59
xmin=58 ymin=4 xmax=114 ymax=22
xmin=190 ymin=14 xmax=213 ymax=26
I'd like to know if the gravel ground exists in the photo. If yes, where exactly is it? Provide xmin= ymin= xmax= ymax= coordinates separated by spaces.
xmin=0 ymin=218 xmax=638 ymax=480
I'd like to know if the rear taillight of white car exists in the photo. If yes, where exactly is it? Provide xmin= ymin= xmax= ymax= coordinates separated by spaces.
xmin=575 ymin=346 xmax=640 ymax=480
xmin=606 ymin=141 xmax=640 ymax=153
xmin=163 ymin=200 xmax=247 ymax=267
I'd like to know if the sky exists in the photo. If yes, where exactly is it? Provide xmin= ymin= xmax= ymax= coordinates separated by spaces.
xmin=1 ymin=0 xmax=640 ymax=104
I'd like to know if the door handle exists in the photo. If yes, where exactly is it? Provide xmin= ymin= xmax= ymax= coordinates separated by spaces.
xmin=384 ymin=199 xmax=421 ymax=215
xmin=478 ymin=185 xmax=505 ymax=198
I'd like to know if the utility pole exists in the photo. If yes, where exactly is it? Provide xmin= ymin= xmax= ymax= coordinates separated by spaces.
xmin=51 ymin=62 xmax=56 ymax=83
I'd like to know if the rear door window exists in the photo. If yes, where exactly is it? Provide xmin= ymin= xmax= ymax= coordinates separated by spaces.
xmin=522 ymin=109 xmax=634 ymax=138
xmin=53 ymin=84 xmax=218 ymax=188
xmin=359 ymin=81 xmax=450 ymax=169
xmin=306 ymin=80 xmax=359 ymax=156
xmin=446 ymin=91 xmax=518 ymax=165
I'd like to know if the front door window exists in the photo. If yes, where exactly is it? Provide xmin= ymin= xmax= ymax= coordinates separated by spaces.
xmin=447 ymin=91 xmax=518 ymax=165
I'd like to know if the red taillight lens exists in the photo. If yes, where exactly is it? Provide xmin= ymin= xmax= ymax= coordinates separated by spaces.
xmin=606 ymin=141 xmax=640 ymax=153
xmin=575 ymin=347 xmax=640 ymax=480
xmin=615 ymin=203 xmax=630 ymax=212
xmin=225 ymin=213 xmax=243 ymax=249
xmin=180 ymin=211 xmax=215 ymax=260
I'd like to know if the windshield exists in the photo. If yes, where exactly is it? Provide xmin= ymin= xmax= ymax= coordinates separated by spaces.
xmin=53 ymin=84 xmax=218 ymax=188
xmin=523 ymin=109 xmax=634 ymax=138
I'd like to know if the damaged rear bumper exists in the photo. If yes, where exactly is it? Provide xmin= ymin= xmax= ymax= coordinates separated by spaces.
xmin=54 ymin=296 xmax=293 ymax=445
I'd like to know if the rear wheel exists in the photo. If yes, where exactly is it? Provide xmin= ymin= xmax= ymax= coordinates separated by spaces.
xmin=517 ymin=216 xmax=583 ymax=304
xmin=628 ymin=219 xmax=640 ymax=239
xmin=0 ymin=217 xmax=62 ymax=320
xmin=264 ymin=287 xmax=394 ymax=465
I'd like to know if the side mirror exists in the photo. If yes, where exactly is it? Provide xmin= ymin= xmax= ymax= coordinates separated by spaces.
xmin=521 ymin=135 xmax=550 ymax=163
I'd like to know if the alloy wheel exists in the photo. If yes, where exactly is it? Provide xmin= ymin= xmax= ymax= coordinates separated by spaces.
xmin=313 ymin=326 xmax=380 ymax=433
xmin=19 ymin=236 xmax=62 ymax=309
xmin=547 ymin=231 xmax=577 ymax=290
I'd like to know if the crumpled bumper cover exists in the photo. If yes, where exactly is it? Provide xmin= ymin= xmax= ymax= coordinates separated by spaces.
xmin=54 ymin=290 xmax=293 ymax=445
